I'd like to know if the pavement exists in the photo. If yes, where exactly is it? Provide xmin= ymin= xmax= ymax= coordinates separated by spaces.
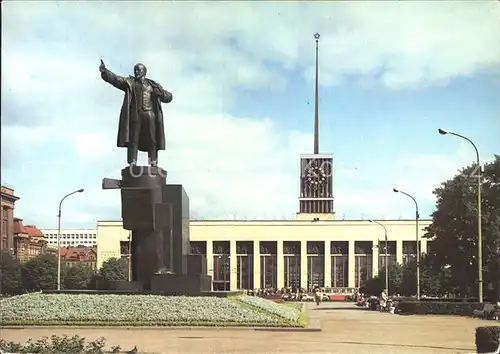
xmin=0 ymin=301 xmax=486 ymax=353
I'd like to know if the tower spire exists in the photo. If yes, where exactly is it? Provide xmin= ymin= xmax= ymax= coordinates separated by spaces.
xmin=314 ymin=33 xmax=320 ymax=155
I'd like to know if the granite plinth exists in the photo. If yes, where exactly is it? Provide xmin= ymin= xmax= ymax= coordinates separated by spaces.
xmin=112 ymin=166 xmax=195 ymax=291
xmin=162 ymin=185 xmax=190 ymax=276
xmin=150 ymin=274 xmax=212 ymax=294
xmin=120 ymin=165 xmax=167 ymax=231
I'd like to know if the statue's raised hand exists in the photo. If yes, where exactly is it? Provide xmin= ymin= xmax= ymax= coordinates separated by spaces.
xmin=99 ymin=59 xmax=106 ymax=73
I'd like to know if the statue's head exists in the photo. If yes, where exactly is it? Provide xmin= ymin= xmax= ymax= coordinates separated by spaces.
xmin=133 ymin=63 xmax=147 ymax=79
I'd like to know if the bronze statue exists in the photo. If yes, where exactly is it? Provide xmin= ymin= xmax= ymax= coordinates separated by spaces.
xmin=99 ymin=60 xmax=173 ymax=166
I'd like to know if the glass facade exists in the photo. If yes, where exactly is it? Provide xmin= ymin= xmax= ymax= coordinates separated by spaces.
xmin=355 ymin=255 xmax=373 ymax=288
xmin=283 ymin=255 xmax=301 ymax=287
xmin=260 ymin=255 xmax=277 ymax=289
xmin=331 ymin=255 xmax=348 ymax=287
xmin=307 ymin=256 xmax=324 ymax=289
xmin=402 ymin=241 xmax=417 ymax=266
xmin=236 ymin=255 xmax=253 ymax=290
xmin=378 ymin=240 xmax=397 ymax=270
xmin=213 ymin=255 xmax=230 ymax=291
xmin=184 ymin=236 xmax=427 ymax=291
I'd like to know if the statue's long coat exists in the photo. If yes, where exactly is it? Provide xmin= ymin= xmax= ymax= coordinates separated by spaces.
xmin=101 ymin=69 xmax=173 ymax=152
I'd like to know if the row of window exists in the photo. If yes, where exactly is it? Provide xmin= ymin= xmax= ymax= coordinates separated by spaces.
xmin=45 ymin=234 xmax=96 ymax=239
xmin=47 ymin=240 xmax=96 ymax=246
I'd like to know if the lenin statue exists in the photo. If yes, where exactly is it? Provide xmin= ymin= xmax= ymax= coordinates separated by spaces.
xmin=99 ymin=60 xmax=173 ymax=166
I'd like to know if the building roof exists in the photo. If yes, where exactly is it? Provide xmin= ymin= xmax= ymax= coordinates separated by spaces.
xmin=24 ymin=225 xmax=44 ymax=238
xmin=13 ymin=218 xmax=45 ymax=238
xmin=59 ymin=246 xmax=97 ymax=261
xmin=1 ymin=185 xmax=19 ymax=203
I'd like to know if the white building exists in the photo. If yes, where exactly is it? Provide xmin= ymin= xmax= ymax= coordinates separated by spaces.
xmin=41 ymin=229 xmax=97 ymax=248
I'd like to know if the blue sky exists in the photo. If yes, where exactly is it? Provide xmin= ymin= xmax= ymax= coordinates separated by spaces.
xmin=2 ymin=1 xmax=499 ymax=229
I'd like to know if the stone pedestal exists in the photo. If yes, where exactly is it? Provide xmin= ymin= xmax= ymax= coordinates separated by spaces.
xmin=121 ymin=165 xmax=168 ymax=231
xmin=103 ymin=165 xmax=196 ymax=291
xmin=150 ymin=274 xmax=212 ymax=294
xmin=162 ymin=185 xmax=190 ymax=275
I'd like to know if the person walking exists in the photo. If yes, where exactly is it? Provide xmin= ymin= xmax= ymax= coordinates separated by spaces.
xmin=315 ymin=288 xmax=322 ymax=306
xmin=379 ymin=288 xmax=388 ymax=312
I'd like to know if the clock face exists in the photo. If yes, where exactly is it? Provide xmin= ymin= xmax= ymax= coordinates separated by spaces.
xmin=305 ymin=163 xmax=327 ymax=186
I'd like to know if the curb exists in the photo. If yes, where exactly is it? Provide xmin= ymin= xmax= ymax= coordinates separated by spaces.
xmin=0 ymin=325 xmax=308 ymax=331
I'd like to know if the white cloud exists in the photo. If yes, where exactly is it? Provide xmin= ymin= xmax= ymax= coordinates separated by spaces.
xmin=1 ymin=1 xmax=498 ymax=226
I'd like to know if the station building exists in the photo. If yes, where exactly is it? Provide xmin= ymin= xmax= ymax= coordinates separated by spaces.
xmin=96 ymin=154 xmax=433 ymax=291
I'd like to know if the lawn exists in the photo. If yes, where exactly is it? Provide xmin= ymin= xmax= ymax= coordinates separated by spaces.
xmin=0 ymin=293 xmax=304 ymax=328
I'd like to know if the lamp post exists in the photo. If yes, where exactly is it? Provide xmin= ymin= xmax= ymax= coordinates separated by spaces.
xmin=393 ymin=188 xmax=420 ymax=300
xmin=438 ymin=128 xmax=483 ymax=303
xmin=369 ymin=219 xmax=389 ymax=295
xmin=57 ymin=188 xmax=84 ymax=291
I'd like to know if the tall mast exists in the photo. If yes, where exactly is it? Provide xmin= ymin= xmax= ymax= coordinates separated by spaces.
xmin=313 ymin=33 xmax=320 ymax=154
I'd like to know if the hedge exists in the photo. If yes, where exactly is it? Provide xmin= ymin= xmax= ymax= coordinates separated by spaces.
xmin=475 ymin=326 xmax=500 ymax=354
xmin=0 ymin=335 xmax=129 ymax=354
xmin=396 ymin=301 xmax=483 ymax=316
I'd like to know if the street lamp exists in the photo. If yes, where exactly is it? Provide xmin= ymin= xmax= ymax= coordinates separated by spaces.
xmin=438 ymin=128 xmax=483 ymax=303
xmin=57 ymin=188 xmax=84 ymax=291
xmin=393 ymin=188 xmax=420 ymax=300
xmin=369 ymin=219 xmax=389 ymax=295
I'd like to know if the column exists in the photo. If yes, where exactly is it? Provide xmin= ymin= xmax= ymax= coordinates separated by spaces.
xmin=277 ymin=240 xmax=284 ymax=289
xmin=396 ymin=240 xmax=403 ymax=264
xmin=206 ymin=240 xmax=213 ymax=290
xmin=372 ymin=240 xmax=379 ymax=277
xmin=420 ymin=239 xmax=427 ymax=254
xmin=253 ymin=241 xmax=261 ymax=289
xmin=230 ymin=240 xmax=237 ymax=291
xmin=348 ymin=240 xmax=355 ymax=288
xmin=324 ymin=241 xmax=331 ymax=287
xmin=300 ymin=240 xmax=307 ymax=289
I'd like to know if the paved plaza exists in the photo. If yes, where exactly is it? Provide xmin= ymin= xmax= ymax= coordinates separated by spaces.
xmin=1 ymin=302 xmax=486 ymax=353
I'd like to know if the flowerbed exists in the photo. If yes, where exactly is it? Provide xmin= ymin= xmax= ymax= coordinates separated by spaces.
xmin=236 ymin=296 xmax=301 ymax=321
xmin=397 ymin=300 xmax=483 ymax=316
xmin=0 ymin=293 xmax=302 ymax=327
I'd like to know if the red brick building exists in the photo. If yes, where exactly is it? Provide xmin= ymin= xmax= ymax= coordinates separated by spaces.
xmin=60 ymin=246 xmax=97 ymax=269
xmin=1 ymin=186 xmax=19 ymax=253
xmin=1 ymin=185 xmax=47 ymax=262
xmin=13 ymin=218 xmax=47 ymax=263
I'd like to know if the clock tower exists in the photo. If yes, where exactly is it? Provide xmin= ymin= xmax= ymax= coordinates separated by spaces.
xmin=296 ymin=33 xmax=335 ymax=221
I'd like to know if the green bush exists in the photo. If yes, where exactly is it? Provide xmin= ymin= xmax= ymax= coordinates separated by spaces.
xmin=475 ymin=326 xmax=500 ymax=354
xmin=0 ymin=334 xmax=130 ymax=354
xmin=397 ymin=301 xmax=483 ymax=316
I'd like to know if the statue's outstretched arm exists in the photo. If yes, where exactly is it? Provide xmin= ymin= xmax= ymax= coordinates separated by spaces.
xmin=100 ymin=60 xmax=128 ymax=91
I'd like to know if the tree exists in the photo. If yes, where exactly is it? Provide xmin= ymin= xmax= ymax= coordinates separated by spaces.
xmin=21 ymin=253 xmax=58 ymax=291
xmin=361 ymin=263 xmax=404 ymax=296
xmin=0 ymin=251 xmax=23 ymax=295
xmin=402 ymin=256 xmax=452 ymax=297
xmin=424 ymin=155 xmax=500 ymax=298
xmin=63 ymin=263 xmax=96 ymax=290
xmin=96 ymin=258 xmax=128 ymax=289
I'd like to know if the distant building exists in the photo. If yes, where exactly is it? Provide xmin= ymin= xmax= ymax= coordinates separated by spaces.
xmin=13 ymin=218 xmax=47 ymax=263
xmin=1 ymin=185 xmax=19 ymax=254
xmin=59 ymin=246 xmax=97 ymax=269
xmin=41 ymin=229 xmax=97 ymax=248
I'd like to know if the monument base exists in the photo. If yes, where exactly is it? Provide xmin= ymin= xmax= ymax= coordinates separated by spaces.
xmin=103 ymin=164 xmax=191 ymax=289
xmin=150 ymin=274 xmax=212 ymax=295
